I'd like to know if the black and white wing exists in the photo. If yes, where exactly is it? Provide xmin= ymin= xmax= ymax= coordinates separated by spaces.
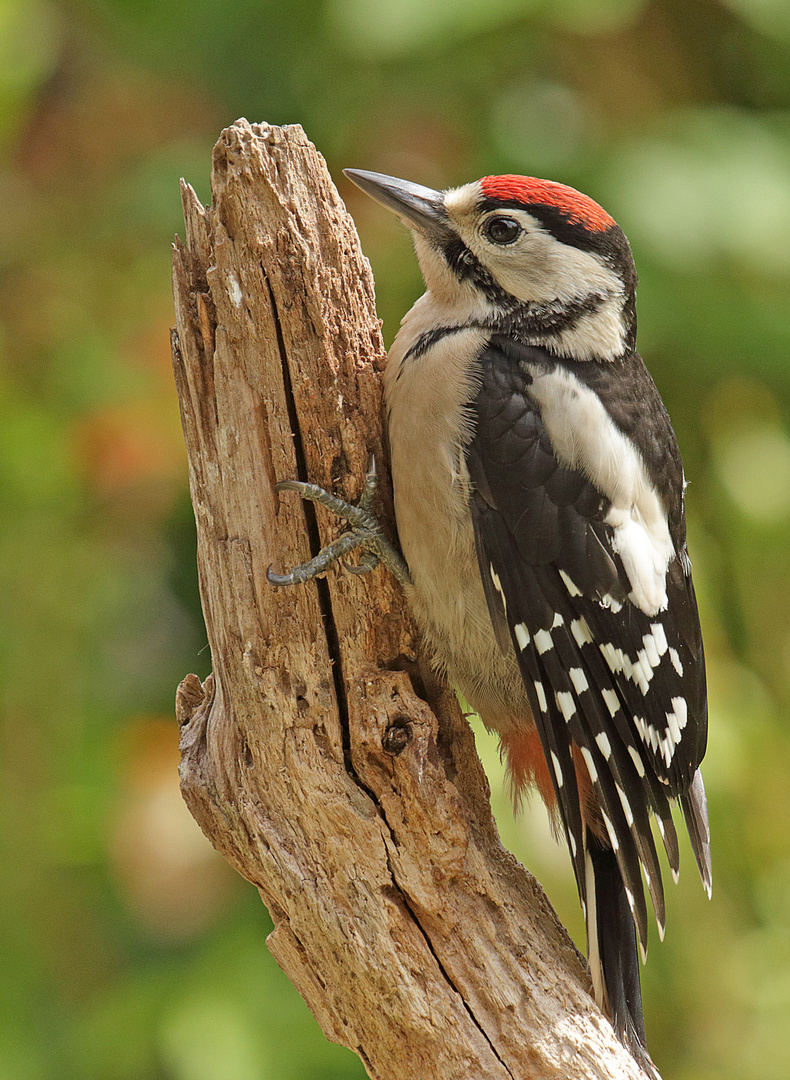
xmin=467 ymin=335 xmax=710 ymax=953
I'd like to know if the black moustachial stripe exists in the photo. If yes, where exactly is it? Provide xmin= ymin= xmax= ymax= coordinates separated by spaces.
xmin=451 ymin=195 xmax=639 ymax=355
xmin=402 ymin=325 xmax=468 ymax=363
xmin=402 ymin=291 xmax=613 ymax=365
xmin=442 ymin=236 xmax=516 ymax=306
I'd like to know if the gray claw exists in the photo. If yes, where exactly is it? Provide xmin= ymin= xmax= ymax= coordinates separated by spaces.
xmin=345 ymin=550 xmax=380 ymax=576
xmin=269 ymin=463 xmax=411 ymax=589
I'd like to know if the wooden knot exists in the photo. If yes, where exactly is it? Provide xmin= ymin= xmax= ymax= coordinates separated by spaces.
xmin=383 ymin=717 xmax=412 ymax=756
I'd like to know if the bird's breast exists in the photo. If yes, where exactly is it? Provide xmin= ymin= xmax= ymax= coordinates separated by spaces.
xmin=384 ymin=319 xmax=529 ymax=730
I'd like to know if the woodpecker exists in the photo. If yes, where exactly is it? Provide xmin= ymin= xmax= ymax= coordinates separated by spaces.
xmin=270 ymin=169 xmax=711 ymax=1075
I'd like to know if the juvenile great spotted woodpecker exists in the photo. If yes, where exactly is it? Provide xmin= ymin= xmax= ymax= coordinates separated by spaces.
xmin=270 ymin=169 xmax=712 ymax=1075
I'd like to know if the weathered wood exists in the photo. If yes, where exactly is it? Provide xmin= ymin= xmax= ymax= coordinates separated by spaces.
xmin=170 ymin=117 xmax=652 ymax=1080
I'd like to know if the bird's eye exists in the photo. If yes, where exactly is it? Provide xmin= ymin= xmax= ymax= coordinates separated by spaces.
xmin=483 ymin=215 xmax=522 ymax=245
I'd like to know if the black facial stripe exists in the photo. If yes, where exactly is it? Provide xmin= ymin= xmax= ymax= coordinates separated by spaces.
xmin=478 ymin=197 xmax=616 ymax=252
xmin=482 ymin=293 xmax=610 ymax=343
xmin=403 ymin=293 xmax=610 ymax=365
xmin=477 ymin=197 xmax=637 ymax=294
xmin=403 ymin=325 xmax=465 ymax=362
xmin=441 ymin=237 xmax=520 ymax=309
xmin=441 ymin=237 xmax=612 ymax=329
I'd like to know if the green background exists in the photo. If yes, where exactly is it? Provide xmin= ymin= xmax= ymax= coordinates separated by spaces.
xmin=3 ymin=1 xmax=790 ymax=1077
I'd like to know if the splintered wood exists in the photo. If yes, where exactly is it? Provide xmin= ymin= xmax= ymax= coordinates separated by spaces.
xmin=170 ymin=118 xmax=652 ymax=1080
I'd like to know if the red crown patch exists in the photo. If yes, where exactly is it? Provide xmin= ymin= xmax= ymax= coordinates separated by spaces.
xmin=480 ymin=175 xmax=615 ymax=233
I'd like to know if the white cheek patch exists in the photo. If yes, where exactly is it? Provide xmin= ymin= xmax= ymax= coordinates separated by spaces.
xmin=547 ymin=294 xmax=627 ymax=362
xmin=527 ymin=366 xmax=674 ymax=618
xmin=449 ymin=206 xmax=629 ymax=361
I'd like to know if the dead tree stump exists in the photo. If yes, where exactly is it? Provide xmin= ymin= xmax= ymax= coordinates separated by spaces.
xmin=170 ymin=117 xmax=652 ymax=1080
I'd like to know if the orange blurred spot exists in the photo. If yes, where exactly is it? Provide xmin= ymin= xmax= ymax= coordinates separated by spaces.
xmin=111 ymin=717 xmax=239 ymax=940
xmin=73 ymin=398 xmax=185 ymax=493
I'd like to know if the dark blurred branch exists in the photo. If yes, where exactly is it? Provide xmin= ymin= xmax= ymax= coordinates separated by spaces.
xmin=170 ymin=118 xmax=652 ymax=1080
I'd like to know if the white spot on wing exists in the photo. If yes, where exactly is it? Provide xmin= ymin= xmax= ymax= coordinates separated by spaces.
xmin=550 ymin=751 xmax=563 ymax=788
xmin=601 ymin=810 xmax=619 ymax=853
xmin=616 ymin=783 xmax=634 ymax=826
xmin=621 ymin=650 xmax=634 ymax=681
xmin=580 ymin=746 xmax=598 ymax=784
xmin=633 ymin=651 xmax=652 ymax=694
xmin=569 ymin=667 xmax=589 ymax=694
xmin=534 ymin=629 xmax=553 ymax=654
xmin=666 ymin=710 xmax=682 ymax=747
xmin=551 ymin=612 xmax=564 ymax=629
xmin=560 ymin=569 xmax=582 ymax=596
xmin=595 ymin=732 xmax=611 ymax=758
xmin=602 ymin=688 xmax=620 ymax=717
xmin=571 ymin=617 xmax=593 ymax=647
xmin=661 ymin=736 xmax=672 ymax=767
xmin=671 ymin=696 xmax=688 ymax=729
xmin=642 ymin=633 xmax=660 ymax=669
xmin=669 ymin=647 xmax=684 ymax=676
xmin=627 ymin=745 xmax=646 ymax=777
xmin=534 ymin=681 xmax=548 ymax=712
xmin=514 ymin=622 xmax=530 ymax=650
xmin=600 ymin=642 xmax=619 ymax=673
xmin=557 ymin=691 xmax=576 ymax=721
xmin=490 ymin=565 xmax=507 ymax=613
xmin=650 ymin=622 xmax=668 ymax=656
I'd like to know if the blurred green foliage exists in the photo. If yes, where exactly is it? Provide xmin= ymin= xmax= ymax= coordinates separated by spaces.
xmin=2 ymin=0 xmax=790 ymax=1077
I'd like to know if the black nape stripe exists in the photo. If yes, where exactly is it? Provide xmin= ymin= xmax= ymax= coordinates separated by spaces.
xmin=477 ymin=196 xmax=636 ymax=274
xmin=485 ymin=294 xmax=609 ymax=344
xmin=434 ymin=236 xmax=623 ymax=351
xmin=402 ymin=292 xmax=613 ymax=366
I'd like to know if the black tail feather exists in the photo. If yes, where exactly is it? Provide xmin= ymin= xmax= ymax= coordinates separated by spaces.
xmin=681 ymin=768 xmax=713 ymax=898
xmin=588 ymin=837 xmax=661 ymax=1079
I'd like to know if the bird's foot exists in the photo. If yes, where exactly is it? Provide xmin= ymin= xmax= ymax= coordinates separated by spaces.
xmin=267 ymin=457 xmax=411 ymax=588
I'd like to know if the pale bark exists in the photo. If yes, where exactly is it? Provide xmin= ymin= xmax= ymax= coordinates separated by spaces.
xmin=170 ymin=117 xmax=652 ymax=1080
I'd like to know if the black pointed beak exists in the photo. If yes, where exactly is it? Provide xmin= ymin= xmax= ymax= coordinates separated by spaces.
xmin=343 ymin=169 xmax=450 ymax=239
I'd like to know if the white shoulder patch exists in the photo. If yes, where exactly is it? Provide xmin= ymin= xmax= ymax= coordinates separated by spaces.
xmin=526 ymin=365 xmax=674 ymax=617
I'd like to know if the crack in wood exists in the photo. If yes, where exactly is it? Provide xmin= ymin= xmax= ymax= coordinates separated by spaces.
xmin=380 ymin=832 xmax=518 ymax=1080
xmin=263 ymin=270 xmax=359 ymax=780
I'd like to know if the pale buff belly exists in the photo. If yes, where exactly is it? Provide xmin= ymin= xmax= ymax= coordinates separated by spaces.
xmin=384 ymin=328 xmax=532 ymax=735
